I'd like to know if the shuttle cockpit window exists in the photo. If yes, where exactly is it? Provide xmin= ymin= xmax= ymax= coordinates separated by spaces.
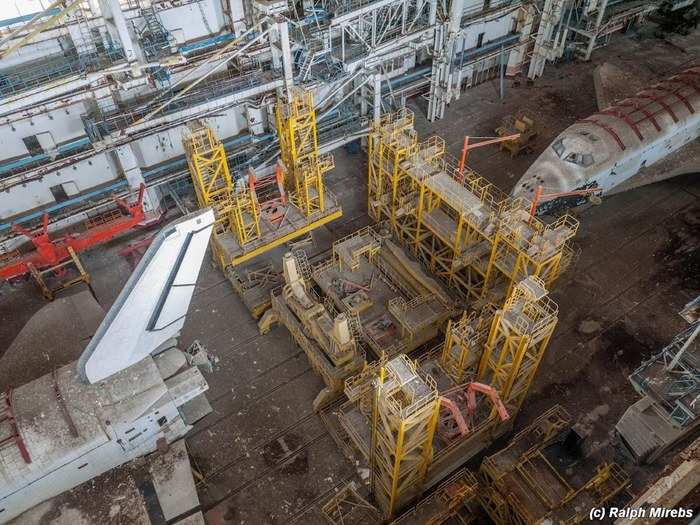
xmin=552 ymin=139 xmax=565 ymax=158
xmin=577 ymin=131 xmax=600 ymax=142
xmin=564 ymin=152 xmax=595 ymax=167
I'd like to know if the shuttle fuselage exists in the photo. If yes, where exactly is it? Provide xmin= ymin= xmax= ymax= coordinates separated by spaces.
xmin=513 ymin=66 xmax=700 ymax=212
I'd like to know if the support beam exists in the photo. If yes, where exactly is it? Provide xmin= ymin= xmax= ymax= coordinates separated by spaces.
xmin=97 ymin=0 xmax=143 ymax=64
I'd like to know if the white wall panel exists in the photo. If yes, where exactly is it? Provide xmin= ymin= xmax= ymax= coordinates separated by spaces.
xmin=0 ymin=153 xmax=115 ymax=219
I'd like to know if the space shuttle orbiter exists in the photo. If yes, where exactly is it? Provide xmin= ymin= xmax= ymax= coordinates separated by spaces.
xmin=0 ymin=209 xmax=215 ymax=524
xmin=512 ymin=65 xmax=700 ymax=214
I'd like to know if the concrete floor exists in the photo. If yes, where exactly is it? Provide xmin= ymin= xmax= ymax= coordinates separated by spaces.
xmin=1 ymin=26 xmax=699 ymax=525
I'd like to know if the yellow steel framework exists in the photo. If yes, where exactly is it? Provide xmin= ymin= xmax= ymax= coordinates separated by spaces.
xmin=184 ymin=124 xmax=233 ymax=219
xmin=439 ymin=310 xmax=494 ymax=385
xmin=184 ymin=123 xmax=263 ymax=247
xmin=275 ymin=89 xmax=334 ymax=217
xmin=330 ymin=274 xmax=560 ymax=516
xmin=321 ymin=482 xmax=383 ymax=525
xmin=231 ymin=177 xmax=261 ymax=245
xmin=390 ymin=468 xmax=479 ymax=525
xmin=370 ymin=355 xmax=440 ymax=519
xmin=408 ymin=138 xmax=506 ymax=300
xmin=485 ymin=202 xmax=579 ymax=300
xmin=479 ymin=405 xmax=630 ymax=525
xmin=477 ymin=276 xmax=558 ymax=415
xmin=184 ymin=99 xmax=342 ymax=279
xmin=367 ymin=108 xmax=418 ymax=229
xmin=367 ymin=109 xmax=579 ymax=306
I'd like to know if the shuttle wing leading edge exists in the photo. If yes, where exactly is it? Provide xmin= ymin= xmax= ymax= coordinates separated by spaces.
xmin=77 ymin=209 xmax=215 ymax=384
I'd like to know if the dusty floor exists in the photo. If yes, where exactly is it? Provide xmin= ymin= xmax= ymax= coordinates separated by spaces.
xmin=1 ymin=26 xmax=699 ymax=525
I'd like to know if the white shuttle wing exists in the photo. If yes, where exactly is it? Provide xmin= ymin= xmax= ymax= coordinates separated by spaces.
xmin=78 ymin=209 xmax=215 ymax=384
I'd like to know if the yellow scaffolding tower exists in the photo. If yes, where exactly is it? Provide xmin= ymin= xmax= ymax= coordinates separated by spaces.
xmin=439 ymin=310 xmax=494 ymax=385
xmin=477 ymin=276 xmax=558 ymax=415
xmin=231 ymin=177 xmax=261 ymax=245
xmin=367 ymin=108 xmax=418 ymax=231
xmin=184 ymin=123 xmax=261 ymax=247
xmin=184 ymin=94 xmax=343 ymax=277
xmin=371 ymin=355 xmax=440 ymax=519
xmin=367 ymin=108 xmax=579 ymax=306
xmin=485 ymin=201 xmax=579 ymax=300
xmin=184 ymin=124 xmax=234 ymax=222
xmin=275 ymin=89 xmax=334 ymax=217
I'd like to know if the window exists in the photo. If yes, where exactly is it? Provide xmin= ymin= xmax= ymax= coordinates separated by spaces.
xmin=50 ymin=185 xmax=69 ymax=203
xmin=565 ymin=152 xmax=595 ymax=167
xmin=476 ymin=33 xmax=485 ymax=49
xmin=22 ymin=135 xmax=43 ymax=156
xmin=552 ymin=139 xmax=565 ymax=158
xmin=578 ymin=130 xmax=599 ymax=142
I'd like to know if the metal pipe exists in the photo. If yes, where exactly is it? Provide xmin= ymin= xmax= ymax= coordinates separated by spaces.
xmin=133 ymin=19 xmax=270 ymax=126
xmin=318 ymin=75 xmax=372 ymax=120
xmin=499 ymin=43 xmax=505 ymax=99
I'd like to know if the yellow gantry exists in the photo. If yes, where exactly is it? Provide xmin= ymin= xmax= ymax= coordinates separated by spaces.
xmin=275 ymin=89 xmax=333 ymax=217
xmin=367 ymin=108 xmax=579 ymax=307
xmin=184 ymin=123 xmax=261 ymax=246
xmin=370 ymin=355 xmax=440 ymax=519
xmin=183 ymin=90 xmax=341 ymax=277
xmin=477 ymin=276 xmax=558 ymax=416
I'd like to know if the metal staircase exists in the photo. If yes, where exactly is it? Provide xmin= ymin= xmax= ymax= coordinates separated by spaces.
xmin=137 ymin=5 xmax=173 ymax=60
xmin=73 ymin=1 xmax=99 ymax=68
xmin=298 ymin=40 xmax=327 ymax=81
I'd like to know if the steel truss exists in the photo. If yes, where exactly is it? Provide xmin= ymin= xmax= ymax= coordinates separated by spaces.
xmin=479 ymin=405 xmax=630 ymax=525
xmin=367 ymin=108 xmax=579 ymax=306
xmin=370 ymin=355 xmax=440 ymax=519
xmin=478 ymin=276 xmax=558 ymax=415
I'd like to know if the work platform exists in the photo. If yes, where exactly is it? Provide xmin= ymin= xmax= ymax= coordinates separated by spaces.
xmin=211 ymin=189 xmax=341 ymax=268
xmin=312 ymin=226 xmax=454 ymax=358
xmin=185 ymin=91 xmax=343 ymax=317
xmin=368 ymin=109 xmax=579 ymax=307
xmin=260 ymin=224 xmax=455 ymax=409
xmin=320 ymin=275 xmax=560 ymax=519
xmin=479 ymin=405 xmax=630 ymax=525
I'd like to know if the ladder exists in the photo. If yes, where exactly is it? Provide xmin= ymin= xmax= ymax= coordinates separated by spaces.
xmin=139 ymin=5 xmax=172 ymax=57
xmin=0 ymin=389 xmax=31 ymax=464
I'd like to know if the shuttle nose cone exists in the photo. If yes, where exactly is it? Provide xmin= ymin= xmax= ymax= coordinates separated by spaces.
xmin=512 ymin=167 xmax=569 ymax=201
